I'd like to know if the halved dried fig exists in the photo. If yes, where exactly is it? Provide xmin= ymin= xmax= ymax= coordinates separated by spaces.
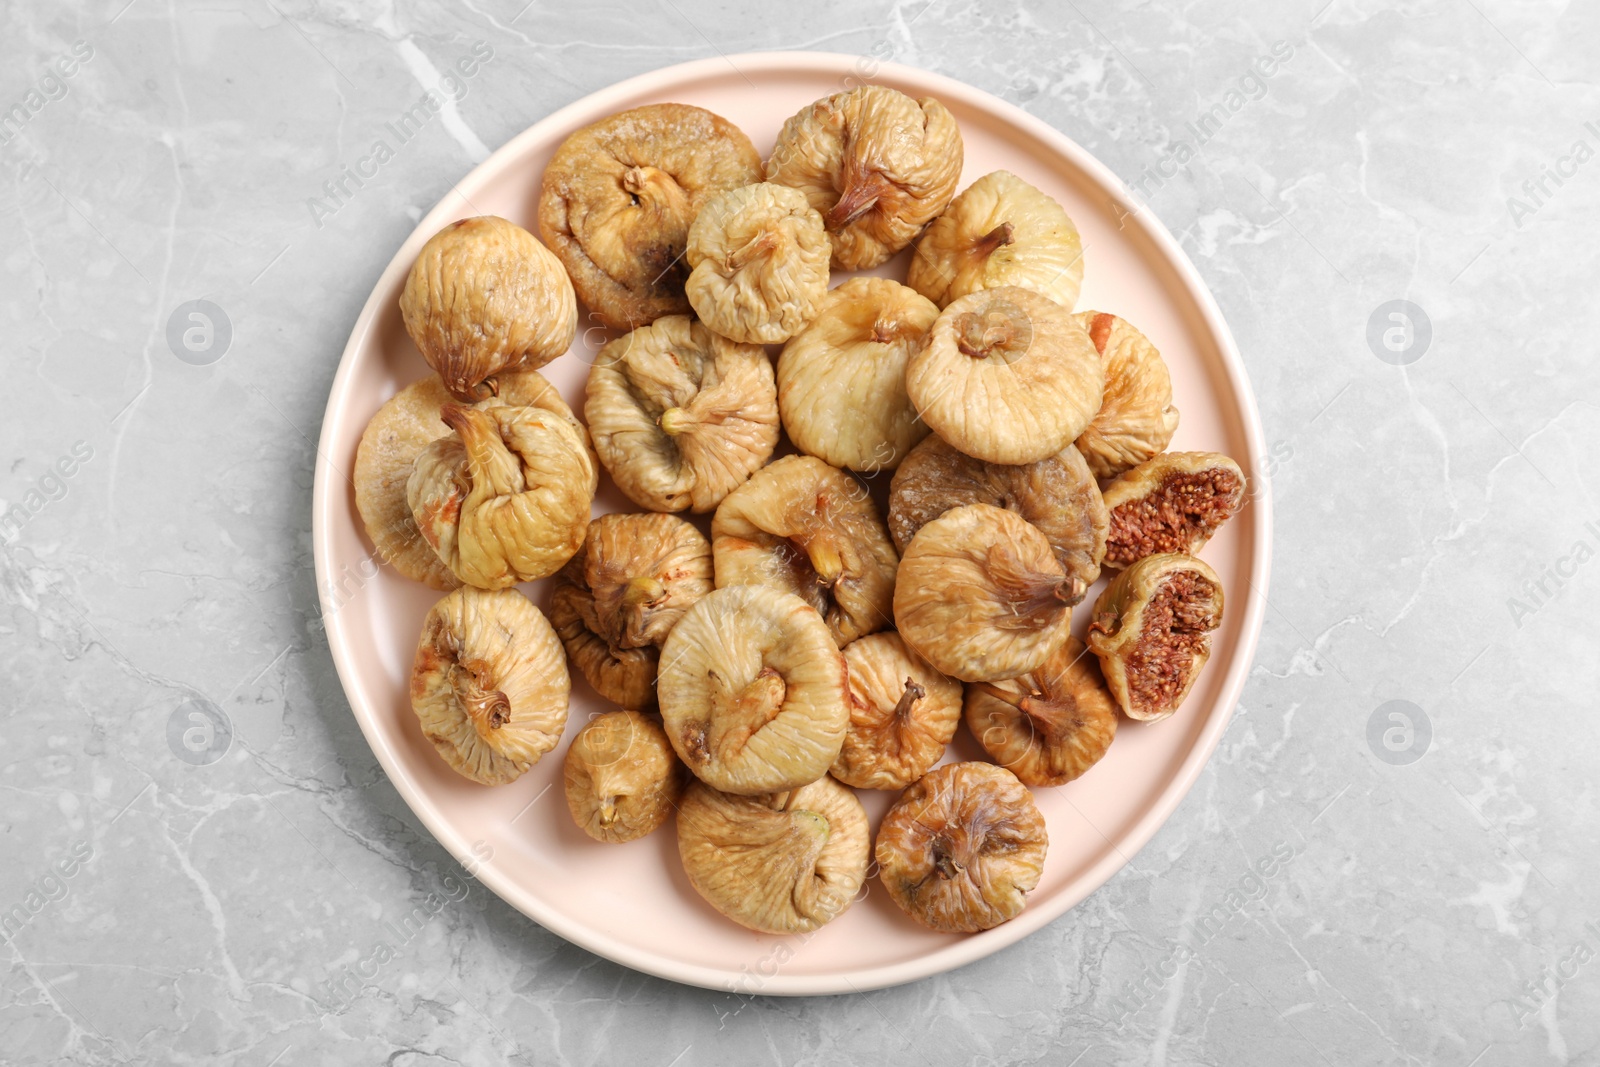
xmin=549 ymin=513 xmax=714 ymax=710
xmin=777 ymin=277 xmax=939 ymax=472
xmin=1102 ymin=451 xmax=1244 ymax=569
xmin=831 ymin=632 xmax=963 ymax=791
xmin=585 ymin=315 xmax=779 ymax=513
xmin=875 ymin=761 xmax=1046 ymax=933
xmin=712 ymin=455 xmax=899 ymax=648
xmin=1087 ymin=553 xmax=1224 ymax=722
xmin=410 ymin=586 xmax=570 ymax=785
xmin=354 ymin=375 xmax=462 ymax=591
xmin=1073 ymin=312 xmax=1180 ymax=480
xmin=658 ymin=585 xmax=849 ymax=794
xmin=906 ymin=285 xmax=1103 ymax=465
xmin=964 ymin=637 xmax=1117 ymax=787
xmin=538 ymin=103 xmax=762 ymax=331
xmin=894 ymin=504 xmax=1075 ymax=683
xmin=399 ymin=216 xmax=577 ymax=401
xmin=766 ymin=86 xmax=963 ymax=270
xmin=564 ymin=710 xmax=685 ymax=843
xmin=887 ymin=434 xmax=1107 ymax=598
xmin=907 ymin=170 xmax=1085 ymax=311
xmin=677 ymin=776 xmax=869 ymax=934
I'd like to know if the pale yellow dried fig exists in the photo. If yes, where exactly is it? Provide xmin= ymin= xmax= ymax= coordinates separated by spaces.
xmin=830 ymin=632 xmax=963 ymax=791
xmin=964 ymin=637 xmax=1117 ymax=787
xmin=1073 ymin=312 xmax=1180 ymax=479
xmin=1102 ymin=451 xmax=1244 ymax=569
xmin=1087 ymin=553 xmax=1223 ymax=722
xmin=564 ymin=711 xmax=685 ymax=843
xmin=354 ymin=375 xmax=461 ymax=591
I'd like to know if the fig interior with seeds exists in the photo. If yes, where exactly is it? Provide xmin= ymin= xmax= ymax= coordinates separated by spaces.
xmin=1088 ymin=553 xmax=1225 ymax=722
xmin=1101 ymin=451 xmax=1245 ymax=568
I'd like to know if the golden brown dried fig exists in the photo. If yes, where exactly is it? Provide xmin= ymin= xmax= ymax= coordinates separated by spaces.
xmin=712 ymin=455 xmax=899 ymax=648
xmin=907 ymin=170 xmax=1085 ymax=311
xmin=658 ymin=585 xmax=849 ymax=794
xmin=399 ymin=216 xmax=577 ymax=401
xmin=830 ymin=632 xmax=963 ymax=791
xmin=776 ymin=277 xmax=939 ymax=472
xmin=887 ymin=434 xmax=1107 ymax=598
xmin=1102 ymin=451 xmax=1244 ymax=569
xmin=548 ymin=513 xmax=714 ymax=710
xmin=677 ymin=776 xmax=869 ymax=934
xmin=584 ymin=315 xmax=779 ymax=513
xmin=875 ymin=762 xmax=1046 ymax=933
xmin=906 ymin=286 xmax=1103 ymax=465
xmin=538 ymin=103 xmax=762 ymax=331
xmin=1087 ymin=553 xmax=1223 ymax=722
xmin=563 ymin=711 xmax=685 ymax=843
xmin=410 ymin=586 xmax=570 ymax=785
xmin=684 ymin=183 xmax=831 ymax=344
xmin=354 ymin=375 xmax=462 ymax=591
xmin=1073 ymin=312 xmax=1180 ymax=479
xmin=964 ymin=637 xmax=1117 ymax=787
xmin=766 ymin=86 xmax=963 ymax=270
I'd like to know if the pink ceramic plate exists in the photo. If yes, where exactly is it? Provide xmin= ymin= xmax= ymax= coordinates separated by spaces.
xmin=311 ymin=52 xmax=1271 ymax=996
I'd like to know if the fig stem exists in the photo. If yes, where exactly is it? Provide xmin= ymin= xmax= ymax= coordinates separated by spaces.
xmin=826 ymin=171 xmax=885 ymax=231
xmin=658 ymin=407 xmax=692 ymax=436
xmin=932 ymin=841 xmax=964 ymax=880
xmin=973 ymin=221 xmax=1015 ymax=257
xmin=622 ymin=575 xmax=666 ymax=607
xmin=892 ymin=678 xmax=925 ymax=721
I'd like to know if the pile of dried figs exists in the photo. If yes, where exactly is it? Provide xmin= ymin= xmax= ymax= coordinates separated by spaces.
xmin=352 ymin=87 xmax=1246 ymax=939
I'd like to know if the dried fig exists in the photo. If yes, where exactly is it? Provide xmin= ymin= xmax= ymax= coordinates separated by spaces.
xmin=894 ymin=504 xmax=1076 ymax=683
xmin=830 ymin=632 xmax=963 ymax=791
xmin=776 ymin=277 xmax=939 ymax=472
xmin=548 ymin=513 xmax=714 ymax=710
xmin=1073 ymin=312 xmax=1180 ymax=479
xmin=907 ymin=170 xmax=1085 ymax=311
xmin=410 ymin=586 xmax=570 ymax=785
xmin=399 ymin=216 xmax=577 ymax=401
xmin=563 ymin=710 xmax=685 ymax=843
xmin=887 ymin=434 xmax=1107 ymax=599
xmin=1087 ymin=553 xmax=1224 ymax=722
xmin=538 ymin=103 xmax=762 ymax=331
xmin=677 ymin=776 xmax=869 ymax=934
xmin=354 ymin=375 xmax=462 ymax=591
xmin=712 ymin=455 xmax=899 ymax=648
xmin=766 ymin=85 xmax=963 ymax=270
xmin=657 ymin=585 xmax=849 ymax=795
xmin=684 ymin=182 xmax=831 ymax=344
xmin=906 ymin=285 xmax=1103 ymax=465
xmin=964 ymin=637 xmax=1117 ymax=787
xmin=584 ymin=315 xmax=779 ymax=513
xmin=875 ymin=761 xmax=1046 ymax=933
xmin=1102 ymin=451 xmax=1245 ymax=569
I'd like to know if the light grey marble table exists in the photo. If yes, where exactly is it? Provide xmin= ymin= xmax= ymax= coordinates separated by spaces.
xmin=3 ymin=1 xmax=1595 ymax=1064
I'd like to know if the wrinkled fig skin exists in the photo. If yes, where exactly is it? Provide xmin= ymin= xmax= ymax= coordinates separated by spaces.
xmin=777 ymin=277 xmax=939 ymax=472
xmin=1087 ymin=553 xmax=1224 ymax=722
xmin=964 ymin=636 xmax=1117 ymax=787
xmin=354 ymin=376 xmax=463 ymax=591
xmin=684 ymin=182 xmax=831 ymax=345
xmin=677 ymin=776 xmax=869 ymax=934
xmin=585 ymin=315 xmax=780 ymax=514
xmin=887 ymin=434 xmax=1107 ymax=601
xmin=894 ymin=504 xmax=1076 ymax=683
xmin=1101 ymin=451 xmax=1245 ymax=569
xmin=766 ymin=86 xmax=964 ymax=271
xmin=548 ymin=513 xmax=714 ymax=710
xmin=538 ymin=103 xmax=762 ymax=331
xmin=410 ymin=587 xmax=571 ymax=785
xmin=906 ymin=285 xmax=1104 ymax=466
xmin=399 ymin=216 xmax=577 ymax=402
xmin=875 ymin=762 xmax=1047 ymax=933
xmin=831 ymin=632 xmax=963 ymax=791
xmin=564 ymin=711 xmax=685 ymax=843
xmin=907 ymin=170 xmax=1086 ymax=311
xmin=712 ymin=455 xmax=899 ymax=648
xmin=657 ymin=585 xmax=850 ymax=795
xmin=1073 ymin=312 xmax=1180 ymax=480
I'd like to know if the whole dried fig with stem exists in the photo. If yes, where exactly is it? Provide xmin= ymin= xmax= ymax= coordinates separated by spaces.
xmin=585 ymin=315 xmax=779 ymax=513
xmin=712 ymin=455 xmax=899 ymax=648
xmin=677 ymin=776 xmax=869 ymax=934
xmin=563 ymin=710 xmax=685 ymax=843
xmin=875 ymin=761 xmax=1047 ymax=933
xmin=538 ymin=103 xmax=762 ymax=331
xmin=1073 ymin=312 xmax=1180 ymax=480
xmin=354 ymin=375 xmax=462 ymax=591
xmin=766 ymin=86 xmax=963 ymax=270
xmin=1087 ymin=553 xmax=1224 ymax=722
xmin=894 ymin=503 xmax=1076 ymax=683
xmin=906 ymin=285 xmax=1103 ymax=465
xmin=410 ymin=586 xmax=570 ymax=785
xmin=964 ymin=636 xmax=1117 ymax=787
xmin=907 ymin=170 xmax=1085 ymax=311
xmin=777 ymin=277 xmax=939 ymax=472
xmin=1101 ymin=451 xmax=1244 ymax=569
xmin=657 ymin=585 xmax=849 ymax=794
xmin=399 ymin=216 xmax=577 ymax=401
xmin=831 ymin=632 xmax=963 ymax=791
